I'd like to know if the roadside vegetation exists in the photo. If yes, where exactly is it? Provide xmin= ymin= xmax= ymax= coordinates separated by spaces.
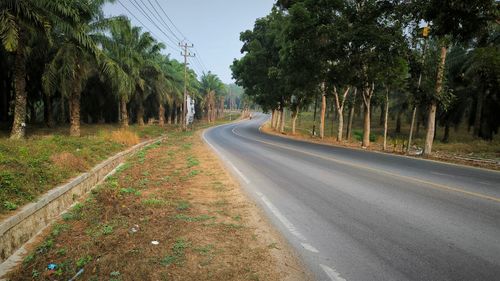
xmin=0 ymin=0 xmax=248 ymax=214
xmin=7 ymin=118 xmax=306 ymax=281
xmin=232 ymin=0 xmax=499 ymax=161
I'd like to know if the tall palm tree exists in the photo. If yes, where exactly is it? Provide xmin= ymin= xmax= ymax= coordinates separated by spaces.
xmin=98 ymin=19 xmax=146 ymax=128
xmin=42 ymin=0 xmax=120 ymax=136
xmin=0 ymin=0 xmax=86 ymax=139
xmin=201 ymin=72 xmax=224 ymax=123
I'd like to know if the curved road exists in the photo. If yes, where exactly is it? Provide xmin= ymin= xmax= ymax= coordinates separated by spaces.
xmin=203 ymin=113 xmax=500 ymax=281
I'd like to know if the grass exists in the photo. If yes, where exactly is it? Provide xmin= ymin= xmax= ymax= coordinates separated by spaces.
xmin=0 ymin=124 xmax=167 ymax=214
xmin=7 ymin=112 xmax=302 ymax=281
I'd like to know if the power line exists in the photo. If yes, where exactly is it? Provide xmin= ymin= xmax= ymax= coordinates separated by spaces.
xmin=145 ymin=0 xmax=182 ymax=42
xmin=153 ymin=0 xmax=187 ymax=40
xmin=127 ymin=0 xmax=179 ymax=47
xmin=117 ymin=0 xmax=177 ymax=51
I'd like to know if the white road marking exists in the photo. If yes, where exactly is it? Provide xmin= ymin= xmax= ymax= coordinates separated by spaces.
xmin=300 ymin=242 xmax=319 ymax=253
xmin=227 ymin=160 xmax=250 ymax=184
xmin=202 ymin=129 xmax=250 ymax=184
xmin=320 ymin=264 xmax=347 ymax=281
xmin=431 ymin=171 xmax=451 ymax=177
xmin=479 ymin=181 xmax=491 ymax=186
xmin=256 ymin=192 xmax=308 ymax=241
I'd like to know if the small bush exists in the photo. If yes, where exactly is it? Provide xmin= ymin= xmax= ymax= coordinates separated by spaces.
xmin=106 ymin=130 xmax=140 ymax=146
xmin=353 ymin=130 xmax=376 ymax=142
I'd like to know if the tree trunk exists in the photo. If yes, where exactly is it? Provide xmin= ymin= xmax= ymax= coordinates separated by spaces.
xmin=395 ymin=110 xmax=402 ymax=133
xmin=319 ymin=84 xmax=326 ymax=139
xmin=346 ymin=88 xmax=357 ymax=141
xmin=275 ymin=108 xmax=281 ymax=132
xmin=362 ymin=99 xmax=371 ymax=147
xmin=158 ymin=104 xmax=165 ymax=126
xmin=312 ymin=94 xmax=318 ymax=136
xmin=10 ymin=43 xmax=27 ymax=139
xmin=69 ymin=91 xmax=81 ymax=137
xmin=271 ymin=110 xmax=276 ymax=129
xmin=120 ymin=96 xmax=129 ymax=128
xmin=280 ymin=108 xmax=285 ymax=133
xmin=379 ymin=104 xmax=384 ymax=126
xmin=406 ymin=106 xmax=417 ymax=154
xmin=473 ymin=90 xmax=484 ymax=137
xmin=291 ymin=105 xmax=299 ymax=135
xmin=383 ymin=89 xmax=389 ymax=150
xmin=424 ymin=44 xmax=447 ymax=156
xmin=137 ymin=102 xmax=145 ymax=126
xmin=347 ymin=105 xmax=355 ymax=141
xmin=173 ymin=105 xmax=178 ymax=125
xmin=362 ymin=84 xmax=373 ymax=148
xmin=442 ymin=123 xmax=450 ymax=143
xmin=44 ymin=94 xmax=54 ymax=127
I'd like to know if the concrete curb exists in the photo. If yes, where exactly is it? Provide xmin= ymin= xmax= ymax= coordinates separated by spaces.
xmin=0 ymin=135 xmax=165 ymax=269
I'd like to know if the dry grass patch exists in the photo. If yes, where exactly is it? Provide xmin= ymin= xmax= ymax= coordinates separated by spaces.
xmin=7 ymin=127 xmax=309 ymax=281
xmin=105 ymin=129 xmax=140 ymax=146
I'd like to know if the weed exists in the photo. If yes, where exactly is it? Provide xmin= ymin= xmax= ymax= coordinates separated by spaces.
xmin=160 ymin=255 xmax=177 ymax=266
xmin=188 ymin=170 xmax=201 ymax=177
xmin=51 ymin=223 xmax=70 ymax=237
xmin=233 ymin=214 xmax=242 ymax=221
xmin=182 ymin=143 xmax=192 ymax=150
xmin=102 ymin=225 xmax=114 ymax=235
xmin=186 ymin=156 xmax=199 ymax=168
xmin=120 ymin=187 xmax=141 ymax=196
xmin=176 ymin=201 xmax=191 ymax=211
xmin=3 ymin=201 xmax=18 ymax=211
xmin=115 ymin=163 xmax=131 ymax=174
xmin=76 ymin=255 xmax=92 ymax=268
xmin=56 ymin=247 xmax=67 ymax=256
xmin=31 ymin=269 xmax=40 ymax=278
xmin=142 ymin=198 xmax=169 ymax=207
xmin=194 ymin=244 xmax=214 ymax=255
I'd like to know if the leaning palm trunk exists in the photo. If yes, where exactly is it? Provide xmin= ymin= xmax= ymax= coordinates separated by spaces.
xmin=424 ymin=44 xmax=447 ymax=156
xmin=69 ymin=91 xmax=81 ymax=137
xmin=120 ymin=96 xmax=129 ymax=128
xmin=158 ymin=104 xmax=165 ymax=126
xmin=10 ymin=44 xmax=27 ymax=139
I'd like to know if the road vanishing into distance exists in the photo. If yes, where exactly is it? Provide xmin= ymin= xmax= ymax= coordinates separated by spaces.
xmin=203 ymin=113 xmax=500 ymax=281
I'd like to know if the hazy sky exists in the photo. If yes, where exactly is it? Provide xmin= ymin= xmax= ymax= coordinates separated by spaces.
xmin=103 ymin=0 xmax=274 ymax=84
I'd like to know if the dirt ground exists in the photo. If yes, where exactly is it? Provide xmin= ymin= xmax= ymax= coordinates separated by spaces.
xmin=6 ymin=128 xmax=311 ymax=281
xmin=262 ymin=123 xmax=500 ymax=171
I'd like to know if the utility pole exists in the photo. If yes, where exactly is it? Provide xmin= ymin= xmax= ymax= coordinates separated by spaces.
xmin=179 ymin=42 xmax=195 ymax=130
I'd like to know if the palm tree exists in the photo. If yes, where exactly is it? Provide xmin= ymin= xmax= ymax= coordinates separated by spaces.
xmin=42 ymin=0 xmax=118 ymax=136
xmin=0 ymin=0 xmax=85 ymax=139
xmin=98 ymin=19 xmax=146 ymax=128
xmin=201 ymin=72 xmax=224 ymax=123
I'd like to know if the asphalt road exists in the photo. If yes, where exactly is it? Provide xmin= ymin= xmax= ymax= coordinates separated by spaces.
xmin=203 ymin=113 xmax=500 ymax=281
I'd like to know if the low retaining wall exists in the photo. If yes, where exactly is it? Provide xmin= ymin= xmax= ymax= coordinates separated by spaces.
xmin=0 ymin=136 xmax=164 ymax=264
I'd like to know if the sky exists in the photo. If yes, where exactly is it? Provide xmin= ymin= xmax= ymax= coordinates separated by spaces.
xmin=103 ymin=0 xmax=275 ymax=84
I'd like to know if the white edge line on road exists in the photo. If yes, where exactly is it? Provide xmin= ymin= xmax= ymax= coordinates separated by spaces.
xmin=300 ymin=242 xmax=319 ymax=253
xmin=202 ymin=128 xmax=250 ymax=184
xmin=256 ymin=193 xmax=308 ymax=242
xmin=206 ymin=121 xmax=349 ymax=281
xmin=320 ymin=264 xmax=347 ymax=281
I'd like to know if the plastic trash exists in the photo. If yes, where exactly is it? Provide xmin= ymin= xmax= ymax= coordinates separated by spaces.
xmin=130 ymin=224 xmax=139 ymax=233
xmin=151 ymin=240 xmax=159 ymax=245
xmin=47 ymin=263 xmax=57 ymax=270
